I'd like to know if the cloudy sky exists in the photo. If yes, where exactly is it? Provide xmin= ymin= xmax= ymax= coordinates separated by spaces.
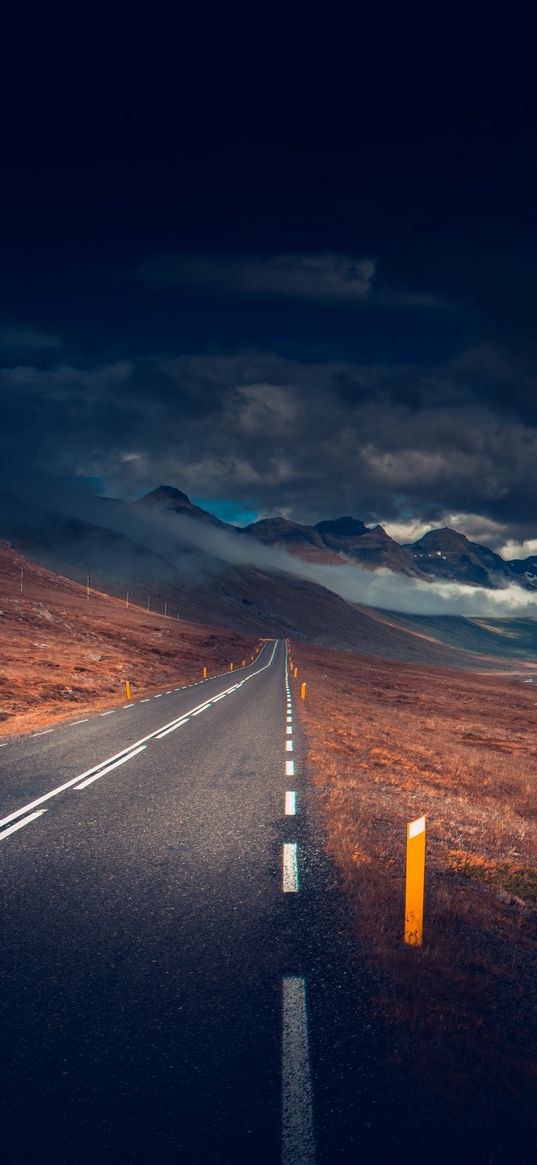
xmin=1 ymin=28 xmax=537 ymax=556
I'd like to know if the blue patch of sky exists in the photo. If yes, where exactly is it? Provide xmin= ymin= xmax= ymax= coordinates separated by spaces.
xmin=192 ymin=497 xmax=258 ymax=526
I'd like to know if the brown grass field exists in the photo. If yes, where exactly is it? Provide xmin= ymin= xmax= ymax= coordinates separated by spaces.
xmin=292 ymin=641 xmax=537 ymax=1141
xmin=0 ymin=542 xmax=257 ymax=736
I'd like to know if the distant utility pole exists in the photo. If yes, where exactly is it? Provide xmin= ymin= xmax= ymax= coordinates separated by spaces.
xmin=126 ymin=590 xmax=130 ymax=608
xmin=164 ymin=601 xmax=168 ymax=617
xmin=87 ymin=575 xmax=90 ymax=601
xmin=147 ymin=595 xmax=151 ymax=612
xmin=20 ymin=568 xmax=24 ymax=594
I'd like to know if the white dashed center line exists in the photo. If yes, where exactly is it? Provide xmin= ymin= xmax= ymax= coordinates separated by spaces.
xmin=285 ymin=760 xmax=295 ymax=778
xmin=285 ymin=791 xmax=296 ymax=816
xmin=283 ymin=843 xmax=299 ymax=892
xmin=286 ymin=740 xmax=294 ymax=752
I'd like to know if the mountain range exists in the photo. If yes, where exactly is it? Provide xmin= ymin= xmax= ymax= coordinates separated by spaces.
xmin=2 ymin=482 xmax=537 ymax=669
xmin=137 ymin=485 xmax=537 ymax=591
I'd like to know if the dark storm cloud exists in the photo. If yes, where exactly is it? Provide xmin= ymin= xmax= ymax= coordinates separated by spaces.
xmin=2 ymin=337 xmax=537 ymax=546
xmin=141 ymin=252 xmax=377 ymax=303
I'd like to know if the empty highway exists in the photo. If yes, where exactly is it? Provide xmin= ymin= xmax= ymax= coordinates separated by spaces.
xmin=0 ymin=638 xmax=402 ymax=1164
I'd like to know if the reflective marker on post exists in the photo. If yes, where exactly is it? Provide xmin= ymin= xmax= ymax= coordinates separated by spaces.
xmin=405 ymin=814 xmax=426 ymax=946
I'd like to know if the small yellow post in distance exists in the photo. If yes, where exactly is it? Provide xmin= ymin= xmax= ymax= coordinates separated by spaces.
xmin=230 ymin=662 xmax=234 ymax=671
xmin=301 ymin=682 xmax=307 ymax=701
xmin=404 ymin=815 xmax=426 ymax=946
xmin=125 ymin=680 xmax=132 ymax=701
xmin=294 ymin=667 xmax=298 ymax=679
xmin=203 ymin=666 xmax=207 ymax=679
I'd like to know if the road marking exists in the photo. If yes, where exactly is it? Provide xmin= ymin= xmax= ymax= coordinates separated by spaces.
xmin=30 ymin=730 xmax=53 ymax=737
xmin=0 ymin=810 xmax=47 ymax=840
xmin=286 ymin=760 xmax=295 ymax=777
xmin=282 ymin=977 xmax=315 ymax=1165
xmin=154 ymin=694 xmax=162 ymax=698
xmin=140 ymin=698 xmax=150 ymax=703
xmin=165 ymin=691 xmax=172 ymax=694
xmin=74 ymin=745 xmax=147 ymax=789
xmin=285 ymin=791 xmax=296 ymax=815
xmin=0 ymin=743 xmax=8 ymax=748
xmin=191 ymin=703 xmax=211 ymax=717
xmin=286 ymin=726 xmax=292 ymax=734
xmin=156 ymin=719 xmax=190 ymax=739
xmin=122 ymin=704 xmax=135 ymax=709
xmin=212 ymin=692 xmax=227 ymax=702
xmin=283 ymin=843 xmax=299 ymax=892
xmin=70 ymin=719 xmax=89 ymax=726
xmin=286 ymin=740 xmax=294 ymax=752
xmin=0 ymin=639 xmax=279 ymax=832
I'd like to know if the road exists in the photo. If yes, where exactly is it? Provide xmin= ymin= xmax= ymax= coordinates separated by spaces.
xmin=0 ymin=638 xmax=403 ymax=1164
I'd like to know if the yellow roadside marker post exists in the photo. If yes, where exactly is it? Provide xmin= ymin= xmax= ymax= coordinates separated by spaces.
xmin=294 ymin=667 xmax=298 ymax=679
xmin=242 ymin=660 xmax=246 ymax=667
xmin=404 ymin=815 xmax=426 ymax=945
xmin=125 ymin=680 xmax=132 ymax=701
xmin=203 ymin=666 xmax=207 ymax=679
xmin=230 ymin=662 xmax=234 ymax=671
xmin=301 ymin=682 xmax=307 ymax=701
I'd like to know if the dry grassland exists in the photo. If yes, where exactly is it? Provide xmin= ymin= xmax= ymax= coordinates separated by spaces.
xmin=292 ymin=641 xmax=537 ymax=1129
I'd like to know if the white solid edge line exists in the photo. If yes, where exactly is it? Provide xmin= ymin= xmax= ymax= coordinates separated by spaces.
xmin=285 ymin=791 xmax=296 ymax=816
xmin=285 ymin=760 xmax=295 ymax=777
xmin=74 ymin=745 xmax=147 ymax=789
xmin=156 ymin=719 xmax=190 ymax=739
xmin=0 ymin=639 xmax=279 ymax=831
xmin=0 ymin=809 xmax=47 ymax=841
xmin=283 ymin=843 xmax=299 ymax=892
xmin=282 ymin=977 xmax=315 ymax=1165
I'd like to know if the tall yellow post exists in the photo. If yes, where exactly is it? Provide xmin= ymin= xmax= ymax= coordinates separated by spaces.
xmin=230 ymin=662 xmax=234 ymax=671
xmin=294 ymin=667 xmax=298 ymax=679
xmin=301 ymin=682 xmax=307 ymax=701
xmin=404 ymin=815 xmax=426 ymax=945
xmin=242 ymin=659 xmax=246 ymax=667
xmin=125 ymin=680 xmax=132 ymax=701
xmin=203 ymin=666 xmax=207 ymax=679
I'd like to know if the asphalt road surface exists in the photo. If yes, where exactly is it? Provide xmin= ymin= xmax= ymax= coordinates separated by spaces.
xmin=0 ymin=638 xmax=422 ymax=1164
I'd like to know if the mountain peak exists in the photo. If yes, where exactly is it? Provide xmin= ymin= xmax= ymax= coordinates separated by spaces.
xmin=141 ymin=485 xmax=192 ymax=506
